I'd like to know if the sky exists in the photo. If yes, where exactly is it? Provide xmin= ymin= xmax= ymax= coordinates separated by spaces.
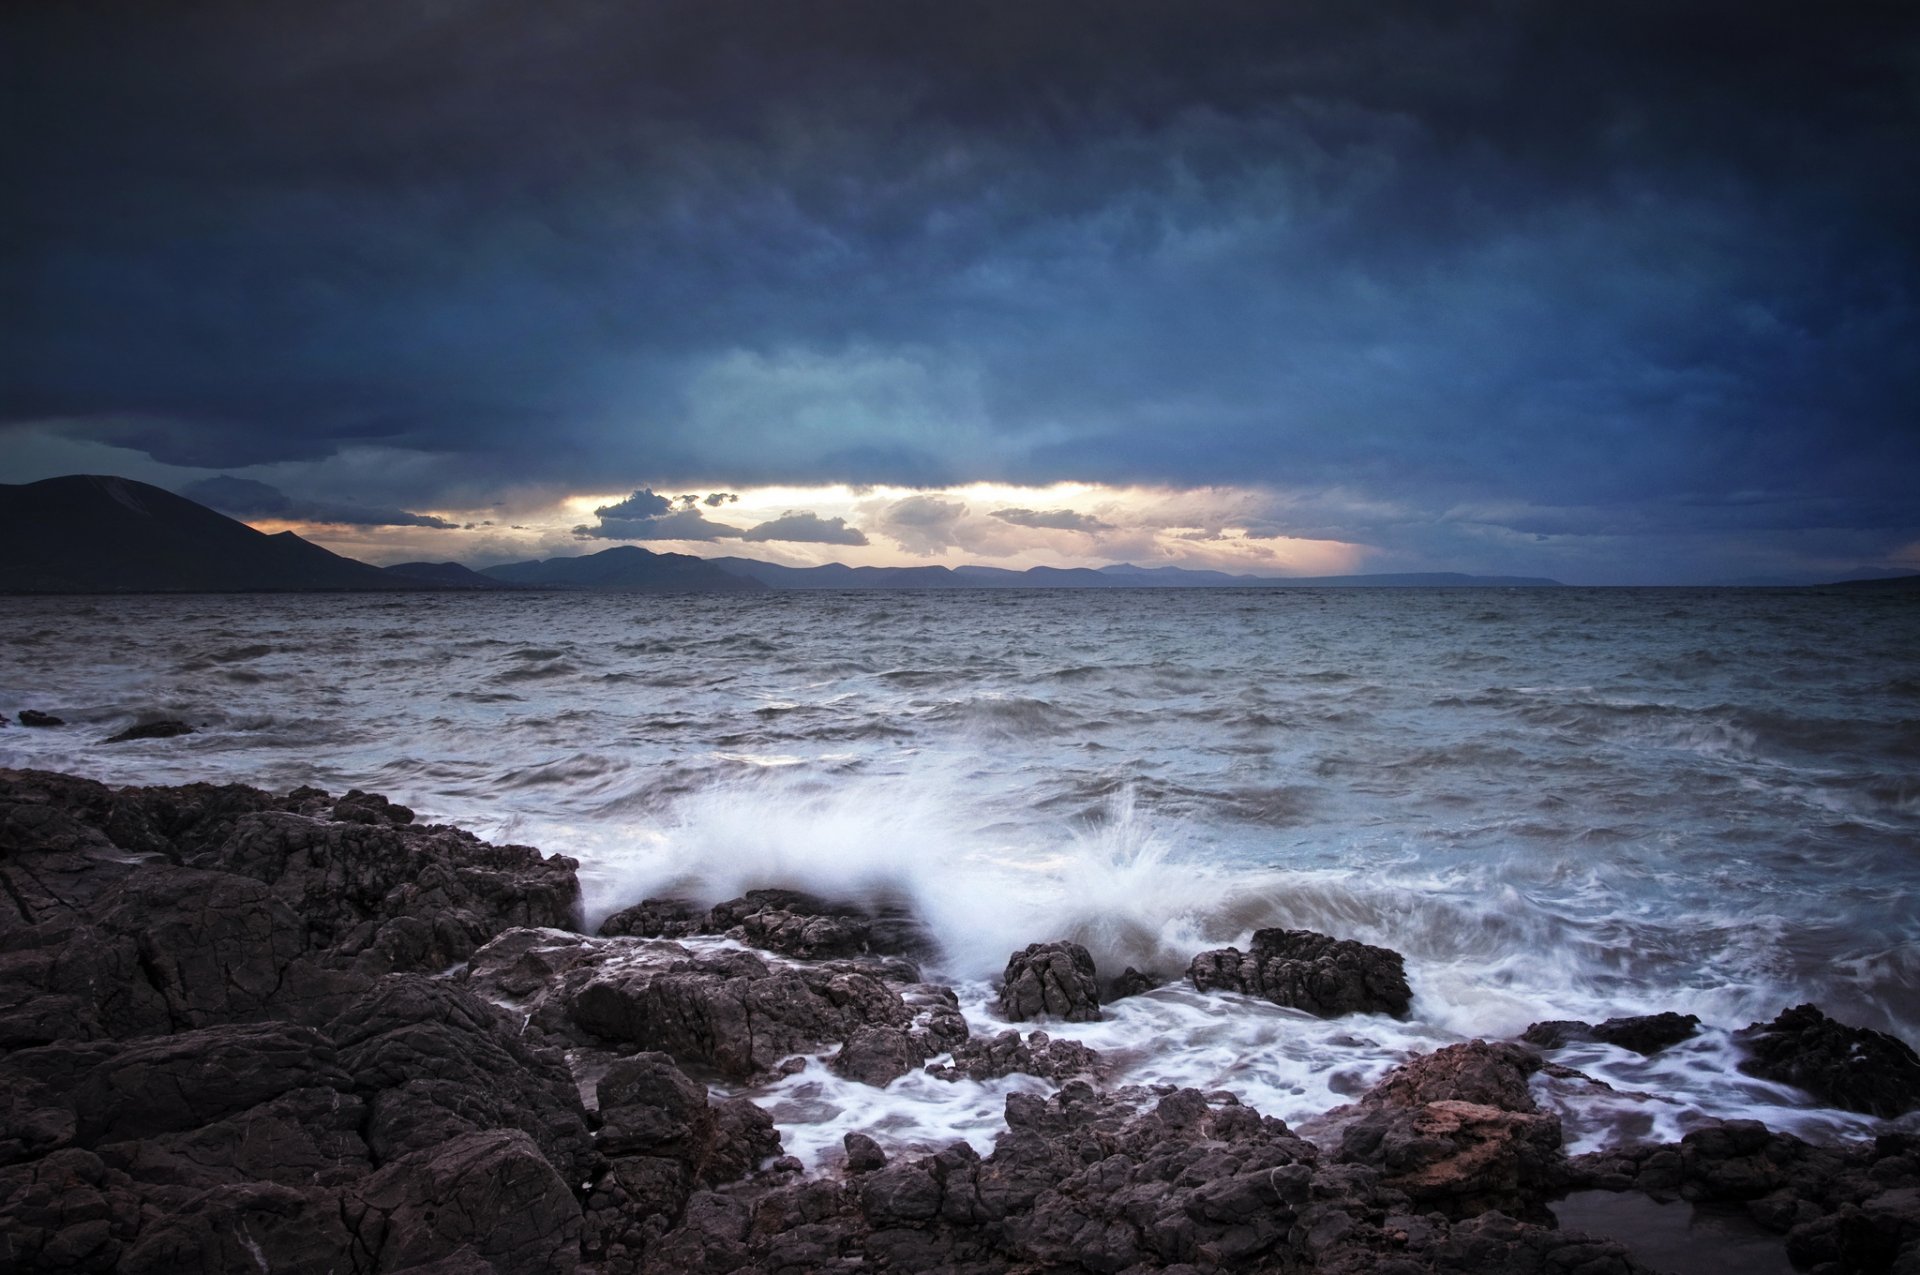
xmin=4 ymin=1 xmax=1917 ymax=584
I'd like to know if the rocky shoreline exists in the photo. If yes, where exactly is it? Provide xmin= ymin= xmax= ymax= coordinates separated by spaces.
xmin=1 ymin=768 xmax=1915 ymax=1273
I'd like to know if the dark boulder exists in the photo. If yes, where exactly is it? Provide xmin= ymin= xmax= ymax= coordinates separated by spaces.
xmin=926 ymin=1029 xmax=1101 ymax=1084
xmin=1521 ymin=1011 xmax=1700 ymax=1056
xmin=352 ymin=1129 xmax=583 ymax=1275
xmin=598 ymin=897 xmax=705 ymax=939
xmin=842 ymin=1132 xmax=888 ymax=1173
xmin=597 ymin=886 xmax=931 ymax=961
xmin=1108 ymin=965 xmax=1163 ymax=1000
xmin=1324 ymin=1041 xmax=1566 ymax=1221
xmin=831 ymin=1025 xmax=926 ymax=1086
xmin=1189 ymin=927 xmax=1412 ymax=1018
xmin=102 ymin=719 xmax=195 ymax=744
xmin=566 ymin=949 xmax=913 ymax=1080
xmin=17 ymin=711 xmax=64 ymax=727
xmin=595 ymin=1051 xmax=779 ymax=1186
xmin=1737 ymin=1004 xmax=1920 ymax=1117
xmin=999 ymin=940 xmax=1102 ymax=1022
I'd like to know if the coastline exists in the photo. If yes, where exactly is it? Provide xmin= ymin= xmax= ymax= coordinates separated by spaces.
xmin=2 ymin=768 xmax=1914 ymax=1274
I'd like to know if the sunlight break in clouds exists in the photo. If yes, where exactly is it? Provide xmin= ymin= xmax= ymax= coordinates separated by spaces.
xmin=280 ymin=481 xmax=1372 ymax=574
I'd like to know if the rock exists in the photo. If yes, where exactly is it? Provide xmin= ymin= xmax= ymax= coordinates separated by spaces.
xmin=597 ymin=886 xmax=932 ymax=961
xmin=1109 ymin=965 xmax=1163 ymax=1000
xmin=567 ymin=950 xmax=913 ymax=1080
xmin=1364 ymin=1040 xmax=1544 ymax=1113
xmin=925 ymin=1028 xmax=1101 ymax=1084
xmin=999 ymin=940 xmax=1102 ymax=1022
xmin=1322 ymin=1041 xmax=1566 ymax=1221
xmin=594 ymin=1050 xmax=778 ymax=1186
xmin=1521 ymin=1010 xmax=1700 ymax=1056
xmin=352 ymin=1129 xmax=583 ymax=1274
xmin=831 ymin=1025 xmax=925 ymax=1086
xmin=843 ymin=1132 xmax=887 ymax=1173
xmin=598 ymin=896 xmax=704 ymax=939
xmin=1189 ymin=927 xmax=1412 ymax=1018
xmin=330 ymin=788 xmax=415 ymax=825
xmin=1738 ymin=1004 xmax=1920 ymax=1117
xmin=329 ymin=975 xmax=594 ymax=1186
xmin=17 ymin=710 xmax=64 ymax=727
xmin=102 ymin=719 xmax=194 ymax=743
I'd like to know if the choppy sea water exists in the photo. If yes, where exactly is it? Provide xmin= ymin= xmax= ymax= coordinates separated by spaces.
xmin=4 ymin=588 xmax=1917 ymax=1164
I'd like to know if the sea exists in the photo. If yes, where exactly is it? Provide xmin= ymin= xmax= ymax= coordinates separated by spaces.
xmin=4 ymin=586 xmax=1916 ymax=1168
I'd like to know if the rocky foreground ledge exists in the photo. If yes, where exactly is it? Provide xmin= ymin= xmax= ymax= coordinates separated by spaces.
xmin=2 ymin=770 xmax=1916 ymax=1274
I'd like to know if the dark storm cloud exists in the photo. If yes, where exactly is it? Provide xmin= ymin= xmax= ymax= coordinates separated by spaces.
xmin=574 ymin=508 xmax=745 ymax=541
xmin=992 ymin=507 xmax=1114 ymax=533
xmin=739 ymin=512 xmax=869 ymax=546
xmin=5 ymin=1 xmax=1917 ymax=579
xmin=178 ymin=475 xmax=454 ymax=528
xmin=596 ymin=490 xmax=674 ymax=520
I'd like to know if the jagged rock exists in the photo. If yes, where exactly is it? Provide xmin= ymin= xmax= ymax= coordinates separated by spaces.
xmin=1323 ymin=1041 xmax=1565 ymax=1221
xmin=597 ymin=887 xmax=930 ymax=961
xmin=567 ymin=948 xmax=913 ymax=1079
xmin=331 ymin=975 xmax=594 ymax=1186
xmin=17 ymin=711 xmax=63 ymax=727
xmin=1109 ymin=965 xmax=1163 ymax=1000
xmin=102 ymin=719 xmax=194 ymax=743
xmin=832 ymin=1025 xmax=925 ymax=1086
xmin=925 ymin=1028 xmax=1101 ymax=1084
xmin=1521 ymin=1011 xmax=1700 ymax=1055
xmin=1737 ymin=1004 xmax=1920 ymax=1117
xmin=999 ymin=940 xmax=1102 ymax=1022
xmin=843 ymin=1132 xmax=887 ymax=1173
xmin=598 ymin=897 xmax=705 ymax=939
xmin=1189 ymin=927 xmax=1412 ymax=1018
xmin=330 ymin=789 xmax=416 ymax=825
xmin=595 ymin=1051 xmax=778 ymax=1186
xmin=1571 ymin=1124 xmax=1920 ymax=1271
xmin=352 ymin=1128 xmax=583 ymax=1274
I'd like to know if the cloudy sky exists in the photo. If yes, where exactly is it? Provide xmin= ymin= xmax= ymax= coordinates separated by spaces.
xmin=5 ymin=1 xmax=1916 ymax=583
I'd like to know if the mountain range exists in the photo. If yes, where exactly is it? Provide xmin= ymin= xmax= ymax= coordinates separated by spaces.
xmin=6 ymin=474 xmax=1911 ymax=592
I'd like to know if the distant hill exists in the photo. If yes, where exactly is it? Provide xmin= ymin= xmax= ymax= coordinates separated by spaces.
xmin=708 ymin=557 xmax=1561 ymax=589
xmin=383 ymin=561 xmax=511 ymax=589
xmin=0 ymin=475 xmax=417 ymax=593
xmin=482 ymin=545 xmax=766 ymax=592
xmin=1818 ymin=573 xmax=1920 ymax=592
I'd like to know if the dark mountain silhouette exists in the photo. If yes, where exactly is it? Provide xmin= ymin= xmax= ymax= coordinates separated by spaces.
xmin=481 ymin=545 xmax=766 ymax=591
xmin=0 ymin=475 xmax=415 ymax=593
xmin=1 ymin=474 xmax=1566 ymax=594
xmin=383 ymin=561 xmax=511 ymax=589
xmin=708 ymin=557 xmax=1561 ymax=589
xmin=1818 ymin=573 xmax=1920 ymax=592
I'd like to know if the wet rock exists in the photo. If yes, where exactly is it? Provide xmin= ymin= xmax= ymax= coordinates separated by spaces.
xmin=567 ymin=949 xmax=913 ymax=1080
xmin=598 ymin=896 xmax=705 ymax=939
xmin=595 ymin=1050 xmax=778 ymax=1186
xmin=1189 ymin=927 xmax=1413 ymax=1018
xmin=832 ymin=1025 xmax=926 ymax=1086
xmin=999 ymin=940 xmax=1102 ymax=1022
xmin=1323 ymin=1041 xmax=1565 ymax=1221
xmin=330 ymin=788 xmax=415 ymax=825
xmin=1568 ymin=1125 xmax=1920 ymax=1272
xmin=926 ymin=1028 xmax=1101 ymax=1084
xmin=1108 ymin=965 xmax=1163 ymax=1000
xmin=843 ymin=1132 xmax=888 ymax=1173
xmin=1737 ymin=1004 xmax=1920 ymax=1117
xmin=1522 ymin=1011 xmax=1700 ymax=1056
xmin=353 ymin=1128 xmax=583 ymax=1274
xmin=1364 ymin=1040 xmax=1543 ymax=1113
xmin=102 ymin=719 xmax=194 ymax=743
xmin=17 ymin=710 xmax=64 ymax=727
xmin=329 ymin=975 xmax=594 ymax=1186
